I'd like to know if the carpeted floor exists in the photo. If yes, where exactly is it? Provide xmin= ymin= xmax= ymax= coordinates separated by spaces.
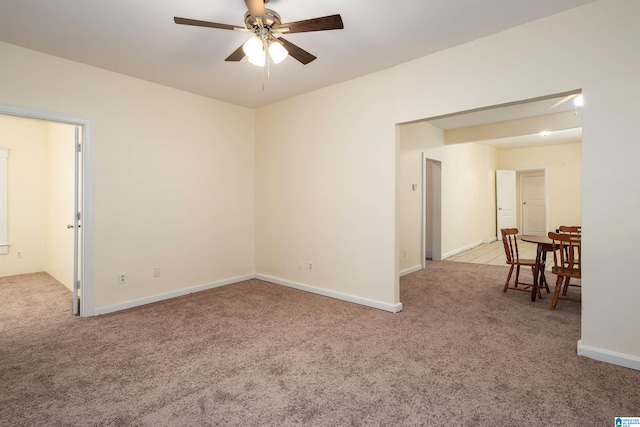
xmin=1 ymin=262 xmax=638 ymax=426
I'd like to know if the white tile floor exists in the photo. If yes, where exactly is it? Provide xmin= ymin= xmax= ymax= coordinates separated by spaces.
xmin=446 ymin=239 xmax=551 ymax=270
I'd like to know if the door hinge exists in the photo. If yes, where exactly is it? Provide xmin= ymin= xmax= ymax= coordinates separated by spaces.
xmin=76 ymin=212 xmax=81 ymax=221
xmin=76 ymin=143 xmax=82 ymax=153
xmin=75 ymin=280 xmax=81 ymax=291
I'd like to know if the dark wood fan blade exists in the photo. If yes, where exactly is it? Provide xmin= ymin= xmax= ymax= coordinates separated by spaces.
xmin=225 ymin=45 xmax=246 ymax=62
xmin=244 ymin=0 xmax=266 ymax=22
xmin=278 ymin=37 xmax=316 ymax=65
xmin=174 ymin=17 xmax=237 ymax=31
xmin=278 ymin=14 xmax=343 ymax=33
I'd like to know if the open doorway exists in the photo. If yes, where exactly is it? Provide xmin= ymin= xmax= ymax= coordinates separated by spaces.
xmin=0 ymin=103 xmax=93 ymax=316
xmin=398 ymin=90 xmax=582 ymax=276
xmin=423 ymin=157 xmax=442 ymax=264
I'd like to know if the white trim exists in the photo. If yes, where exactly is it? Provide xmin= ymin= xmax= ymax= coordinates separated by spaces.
xmin=482 ymin=237 xmax=497 ymax=244
xmin=0 ymin=103 xmax=95 ymax=317
xmin=400 ymin=264 xmax=423 ymax=277
xmin=96 ymin=273 xmax=405 ymax=316
xmin=577 ymin=340 xmax=640 ymax=371
xmin=256 ymin=274 xmax=403 ymax=313
xmin=94 ymin=274 xmax=255 ymax=316
xmin=442 ymin=239 xmax=484 ymax=260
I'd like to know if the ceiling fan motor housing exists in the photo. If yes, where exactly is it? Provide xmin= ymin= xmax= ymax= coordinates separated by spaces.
xmin=244 ymin=9 xmax=282 ymax=30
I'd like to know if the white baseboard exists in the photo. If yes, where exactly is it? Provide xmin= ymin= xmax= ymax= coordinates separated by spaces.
xmin=442 ymin=240 xmax=484 ymax=260
xmin=577 ymin=340 xmax=640 ymax=371
xmin=483 ymin=237 xmax=497 ymax=244
xmin=255 ymin=274 xmax=403 ymax=313
xmin=94 ymin=274 xmax=255 ymax=316
xmin=400 ymin=265 xmax=423 ymax=277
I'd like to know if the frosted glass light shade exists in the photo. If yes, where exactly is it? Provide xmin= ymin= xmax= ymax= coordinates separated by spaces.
xmin=268 ymin=41 xmax=288 ymax=64
xmin=242 ymin=36 xmax=263 ymax=58
xmin=248 ymin=50 xmax=266 ymax=67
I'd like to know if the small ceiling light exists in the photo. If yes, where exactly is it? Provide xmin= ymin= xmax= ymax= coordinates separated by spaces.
xmin=540 ymin=131 xmax=551 ymax=137
xmin=574 ymin=94 xmax=584 ymax=107
xmin=268 ymin=40 xmax=288 ymax=64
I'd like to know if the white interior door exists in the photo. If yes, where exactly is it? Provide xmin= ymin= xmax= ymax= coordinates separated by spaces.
xmin=521 ymin=173 xmax=546 ymax=236
xmin=496 ymin=170 xmax=516 ymax=234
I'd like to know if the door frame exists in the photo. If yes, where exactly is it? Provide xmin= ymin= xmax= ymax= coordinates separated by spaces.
xmin=516 ymin=167 xmax=549 ymax=236
xmin=421 ymin=154 xmax=442 ymax=267
xmin=0 ymin=103 xmax=95 ymax=317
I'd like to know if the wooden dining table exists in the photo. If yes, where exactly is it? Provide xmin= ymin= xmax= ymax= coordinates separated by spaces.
xmin=520 ymin=235 xmax=553 ymax=301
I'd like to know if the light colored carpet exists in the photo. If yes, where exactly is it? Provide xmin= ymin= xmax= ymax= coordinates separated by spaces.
xmin=1 ymin=263 xmax=637 ymax=426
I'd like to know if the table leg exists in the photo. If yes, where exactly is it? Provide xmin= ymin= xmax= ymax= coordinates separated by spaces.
xmin=531 ymin=244 xmax=543 ymax=301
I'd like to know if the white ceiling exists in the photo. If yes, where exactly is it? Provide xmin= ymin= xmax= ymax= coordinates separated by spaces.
xmin=0 ymin=0 xmax=595 ymax=108
xmin=425 ymin=93 xmax=584 ymax=149
xmin=475 ymin=127 xmax=582 ymax=149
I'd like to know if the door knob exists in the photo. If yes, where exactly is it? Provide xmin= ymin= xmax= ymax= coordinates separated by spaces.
xmin=67 ymin=224 xmax=81 ymax=229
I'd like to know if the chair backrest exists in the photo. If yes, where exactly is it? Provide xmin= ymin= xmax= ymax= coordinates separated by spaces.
xmin=548 ymin=231 xmax=581 ymax=276
xmin=558 ymin=225 xmax=581 ymax=235
xmin=500 ymin=228 xmax=520 ymax=264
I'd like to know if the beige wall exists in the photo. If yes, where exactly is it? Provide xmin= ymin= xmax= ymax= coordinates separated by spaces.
xmin=399 ymin=121 xmax=498 ymax=268
xmin=1 ymin=116 xmax=89 ymax=292
xmin=0 ymin=115 xmax=47 ymax=276
xmin=0 ymin=41 xmax=256 ymax=313
xmin=259 ymin=0 xmax=640 ymax=363
xmin=45 ymin=122 xmax=76 ymax=290
xmin=1 ymin=0 xmax=638 ymax=366
xmin=393 ymin=0 xmax=640 ymax=362
xmin=398 ymin=132 xmax=581 ymax=271
xmin=255 ymin=71 xmax=399 ymax=308
xmin=499 ymin=142 xmax=582 ymax=231
xmin=481 ymin=145 xmax=499 ymax=241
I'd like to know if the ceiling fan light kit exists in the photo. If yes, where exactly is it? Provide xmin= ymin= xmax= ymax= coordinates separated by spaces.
xmin=268 ymin=41 xmax=288 ymax=64
xmin=174 ymin=0 xmax=343 ymax=67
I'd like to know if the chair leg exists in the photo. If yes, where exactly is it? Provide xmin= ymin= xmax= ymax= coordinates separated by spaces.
xmin=514 ymin=265 xmax=521 ymax=288
xmin=550 ymin=275 xmax=564 ymax=310
xmin=503 ymin=265 xmax=514 ymax=292
xmin=562 ymin=277 xmax=571 ymax=295
xmin=540 ymin=269 xmax=550 ymax=293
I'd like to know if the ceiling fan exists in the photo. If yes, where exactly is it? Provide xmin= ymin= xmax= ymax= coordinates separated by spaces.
xmin=174 ymin=0 xmax=344 ymax=66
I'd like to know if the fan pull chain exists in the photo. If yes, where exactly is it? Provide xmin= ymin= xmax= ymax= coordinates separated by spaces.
xmin=263 ymin=38 xmax=269 ymax=91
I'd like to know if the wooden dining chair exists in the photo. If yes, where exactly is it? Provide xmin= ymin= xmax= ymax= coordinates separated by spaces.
xmin=500 ymin=228 xmax=539 ymax=298
xmin=558 ymin=225 xmax=582 ymax=295
xmin=548 ymin=231 xmax=581 ymax=310
xmin=559 ymin=225 xmax=581 ymax=235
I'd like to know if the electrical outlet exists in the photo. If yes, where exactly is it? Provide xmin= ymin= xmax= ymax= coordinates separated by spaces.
xmin=153 ymin=267 xmax=161 ymax=278
xmin=118 ymin=273 xmax=126 ymax=284
xmin=308 ymin=261 xmax=314 ymax=272
xmin=16 ymin=251 xmax=23 ymax=259
xmin=298 ymin=260 xmax=303 ymax=270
